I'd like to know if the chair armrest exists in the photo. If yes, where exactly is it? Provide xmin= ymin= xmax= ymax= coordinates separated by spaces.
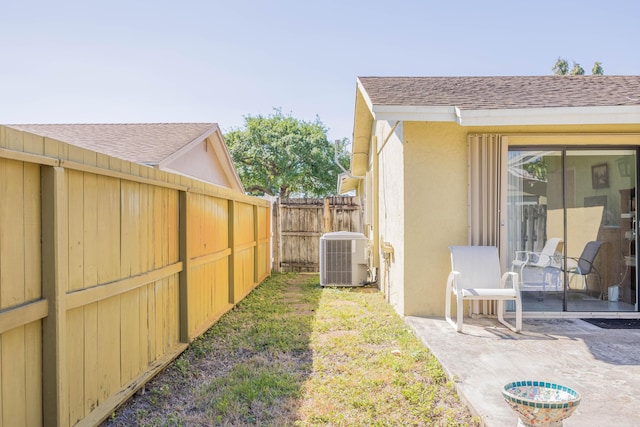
xmin=512 ymin=251 xmax=532 ymax=264
xmin=563 ymin=257 xmax=582 ymax=273
xmin=513 ymin=251 xmax=550 ymax=268
xmin=501 ymin=271 xmax=520 ymax=292
xmin=447 ymin=271 xmax=462 ymax=294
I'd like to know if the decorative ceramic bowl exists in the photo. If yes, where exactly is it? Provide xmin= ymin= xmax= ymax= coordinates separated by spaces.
xmin=502 ymin=381 xmax=581 ymax=427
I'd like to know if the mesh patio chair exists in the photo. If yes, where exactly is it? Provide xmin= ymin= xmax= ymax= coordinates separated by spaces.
xmin=446 ymin=246 xmax=522 ymax=332
xmin=564 ymin=241 xmax=604 ymax=298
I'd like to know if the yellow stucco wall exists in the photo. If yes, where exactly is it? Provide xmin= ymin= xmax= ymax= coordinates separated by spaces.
xmin=399 ymin=122 xmax=640 ymax=317
xmin=375 ymin=120 xmax=406 ymax=314
xmin=403 ymin=122 xmax=468 ymax=316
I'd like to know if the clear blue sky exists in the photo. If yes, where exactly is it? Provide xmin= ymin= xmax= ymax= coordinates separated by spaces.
xmin=1 ymin=0 xmax=638 ymax=141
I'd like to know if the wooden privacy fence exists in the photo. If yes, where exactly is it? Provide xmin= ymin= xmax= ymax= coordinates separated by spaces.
xmin=0 ymin=126 xmax=270 ymax=427
xmin=273 ymin=196 xmax=362 ymax=272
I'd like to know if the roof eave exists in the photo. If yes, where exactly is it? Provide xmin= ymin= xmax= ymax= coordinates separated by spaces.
xmin=350 ymin=83 xmax=374 ymax=177
xmin=371 ymin=105 xmax=458 ymax=122
xmin=338 ymin=173 xmax=359 ymax=194
xmin=370 ymin=105 xmax=640 ymax=126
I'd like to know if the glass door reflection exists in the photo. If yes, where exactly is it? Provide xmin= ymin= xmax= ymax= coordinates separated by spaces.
xmin=507 ymin=148 xmax=637 ymax=312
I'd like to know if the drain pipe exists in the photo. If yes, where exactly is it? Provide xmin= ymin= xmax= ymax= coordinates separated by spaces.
xmin=334 ymin=140 xmax=364 ymax=180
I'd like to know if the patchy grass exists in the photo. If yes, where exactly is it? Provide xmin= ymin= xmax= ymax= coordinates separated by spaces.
xmin=103 ymin=273 xmax=481 ymax=426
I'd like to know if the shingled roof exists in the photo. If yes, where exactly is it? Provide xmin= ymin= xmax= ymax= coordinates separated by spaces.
xmin=358 ymin=75 xmax=640 ymax=110
xmin=6 ymin=123 xmax=217 ymax=164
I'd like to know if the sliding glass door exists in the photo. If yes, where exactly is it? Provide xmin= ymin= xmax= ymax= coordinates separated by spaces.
xmin=506 ymin=148 xmax=637 ymax=312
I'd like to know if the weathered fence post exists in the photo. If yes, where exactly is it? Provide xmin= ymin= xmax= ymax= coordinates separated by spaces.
xmin=178 ymin=190 xmax=191 ymax=343
xmin=41 ymin=166 xmax=69 ymax=427
xmin=272 ymin=198 xmax=282 ymax=272
xmin=228 ymin=199 xmax=237 ymax=303
xmin=253 ymin=204 xmax=259 ymax=283
xmin=324 ymin=197 xmax=331 ymax=232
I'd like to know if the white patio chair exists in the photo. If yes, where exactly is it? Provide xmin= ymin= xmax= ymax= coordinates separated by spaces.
xmin=511 ymin=237 xmax=563 ymax=280
xmin=446 ymin=246 xmax=522 ymax=333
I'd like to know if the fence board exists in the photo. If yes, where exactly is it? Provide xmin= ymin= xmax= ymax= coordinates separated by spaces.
xmin=2 ymin=327 xmax=27 ymax=426
xmin=68 ymin=170 xmax=84 ymax=292
xmin=83 ymin=173 xmax=98 ymax=288
xmin=24 ymin=162 xmax=41 ymax=301
xmin=120 ymin=289 xmax=140 ymax=384
xmin=67 ymin=307 xmax=85 ymax=425
xmin=97 ymin=176 xmax=121 ymax=284
xmin=0 ymin=337 xmax=2 ymax=423
xmin=1 ymin=159 xmax=25 ymax=308
xmin=138 ymin=285 xmax=149 ymax=374
xmin=97 ymin=296 xmax=121 ymax=403
xmin=25 ymin=321 xmax=42 ymax=427
xmin=83 ymin=303 xmax=99 ymax=416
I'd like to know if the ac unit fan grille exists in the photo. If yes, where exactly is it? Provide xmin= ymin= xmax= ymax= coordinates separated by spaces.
xmin=322 ymin=239 xmax=353 ymax=285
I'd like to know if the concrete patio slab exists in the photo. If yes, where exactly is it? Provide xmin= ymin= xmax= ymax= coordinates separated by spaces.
xmin=405 ymin=316 xmax=640 ymax=427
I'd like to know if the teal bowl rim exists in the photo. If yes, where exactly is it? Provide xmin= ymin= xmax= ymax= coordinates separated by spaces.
xmin=502 ymin=380 xmax=581 ymax=409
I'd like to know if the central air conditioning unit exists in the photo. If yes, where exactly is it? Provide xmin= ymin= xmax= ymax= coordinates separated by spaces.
xmin=319 ymin=231 xmax=368 ymax=287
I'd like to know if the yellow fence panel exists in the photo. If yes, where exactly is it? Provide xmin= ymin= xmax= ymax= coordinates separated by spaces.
xmin=0 ymin=126 xmax=270 ymax=427
xmin=184 ymin=193 xmax=233 ymax=339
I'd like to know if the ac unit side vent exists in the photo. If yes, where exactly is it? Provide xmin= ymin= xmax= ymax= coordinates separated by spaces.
xmin=319 ymin=232 xmax=368 ymax=287
xmin=322 ymin=239 xmax=353 ymax=285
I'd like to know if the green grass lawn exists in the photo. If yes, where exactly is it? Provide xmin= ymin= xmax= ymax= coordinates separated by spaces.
xmin=104 ymin=273 xmax=481 ymax=426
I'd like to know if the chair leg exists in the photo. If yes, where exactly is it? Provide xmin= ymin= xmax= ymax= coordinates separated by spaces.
xmin=497 ymin=300 xmax=505 ymax=327
xmin=445 ymin=292 xmax=464 ymax=332
xmin=445 ymin=288 xmax=452 ymax=326
xmin=445 ymin=286 xmax=459 ymax=331
xmin=456 ymin=297 xmax=464 ymax=332
xmin=515 ymin=297 xmax=522 ymax=332
xmin=497 ymin=299 xmax=521 ymax=333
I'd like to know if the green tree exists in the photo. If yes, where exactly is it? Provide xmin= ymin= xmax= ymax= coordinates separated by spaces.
xmin=569 ymin=62 xmax=585 ymax=75
xmin=552 ymin=57 xmax=603 ymax=75
xmin=552 ymin=58 xmax=569 ymax=75
xmin=224 ymin=109 xmax=350 ymax=199
xmin=592 ymin=61 xmax=604 ymax=75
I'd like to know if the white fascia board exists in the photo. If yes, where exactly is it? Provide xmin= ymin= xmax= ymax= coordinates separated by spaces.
xmin=457 ymin=105 xmax=640 ymax=126
xmin=370 ymin=105 xmax=458 ymax=122
xmin=367 ymin=104 xmax=640 ymax=126
xmin=356 ymin=78 xmax=375 ymax=112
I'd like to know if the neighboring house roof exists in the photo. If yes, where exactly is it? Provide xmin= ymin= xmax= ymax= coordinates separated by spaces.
xmin=5 ymin=123 xmax=245 ymax=192
xmin=6 ymin=123 xmax=214 ymax=164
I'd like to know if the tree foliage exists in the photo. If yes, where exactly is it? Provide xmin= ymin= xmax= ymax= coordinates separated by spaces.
xmin=224 ymin=109 xmax=350 ymax=199
xmin=552 ymin=58 xmax=569 ymax=75
xmin=569 ymin=62 xmax=585 ymax=75
xmin=553 ymin=57 xmax=603 ymax=75
xmin=592 ymin=61 xmax=604 ymax=75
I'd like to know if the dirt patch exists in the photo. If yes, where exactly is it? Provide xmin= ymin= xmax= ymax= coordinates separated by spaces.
xmin=287 ymin=303 xmax=315 ymax=313
xmin=286 ymin=276 xmax=312 ymax=285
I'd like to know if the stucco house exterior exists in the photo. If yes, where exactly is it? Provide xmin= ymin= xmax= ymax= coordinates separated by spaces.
xmin=340 ymin=75 xmax=640 ymax=320
xmin=5 ymin=123 xmax=244 ymax=192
